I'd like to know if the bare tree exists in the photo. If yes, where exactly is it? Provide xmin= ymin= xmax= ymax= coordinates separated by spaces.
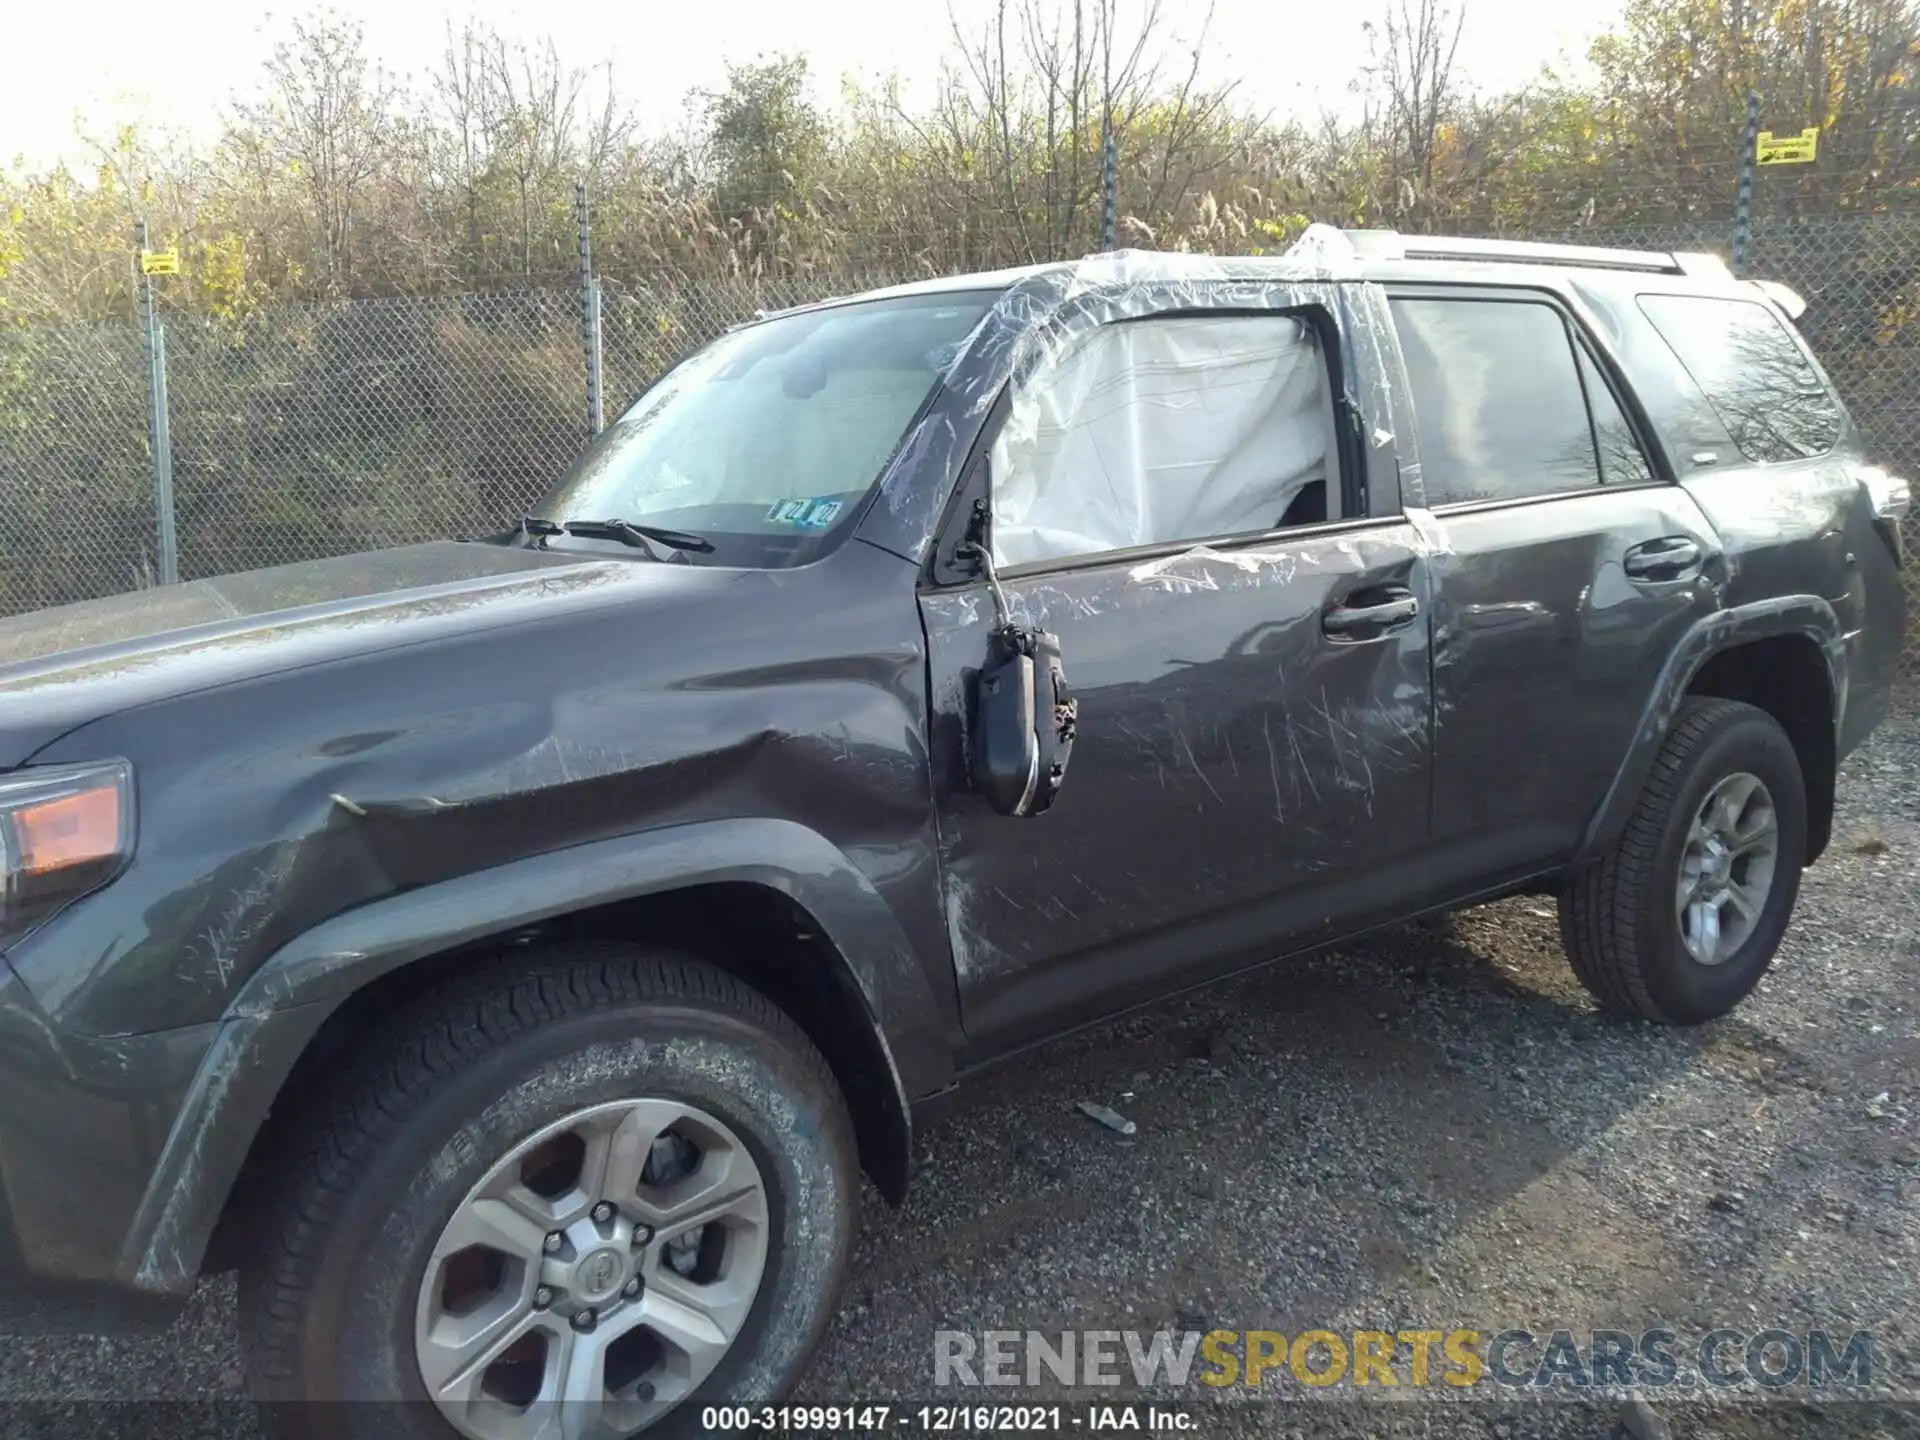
xmin=1360 ymin=0 xmax=1467 ymax=221
xmin=427 ymin=23 xmax=635 ymax=276
xmin=485 ymin=36 xmax=586 ymax=275
xmin=234 ymin=13 xmax=402 ymax=286
xmin=943 ymin=0 xmax=1235 ymax=261
xmin=432 ymin=21 xmax=492 ymax=262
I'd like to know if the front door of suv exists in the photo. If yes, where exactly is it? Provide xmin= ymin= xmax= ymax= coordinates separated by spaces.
xmin=919 ymin=300 xmax=1435 ymax=1056
xmin=1385 ymin=286 xmax=1722 ymax=879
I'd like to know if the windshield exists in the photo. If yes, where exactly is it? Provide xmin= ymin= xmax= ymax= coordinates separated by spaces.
xmin=532 ymin=290 xmax=997 ymax=567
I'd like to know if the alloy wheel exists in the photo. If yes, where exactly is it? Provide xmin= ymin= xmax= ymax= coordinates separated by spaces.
xmin=1675 ymin=770 xmax=1780 ymax=967
xmin=414 ymin=1098 xmax=770 ymax=1440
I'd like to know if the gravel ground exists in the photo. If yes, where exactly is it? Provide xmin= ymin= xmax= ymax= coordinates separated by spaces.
xmin=5 ymin=716 xmax=1920 ymax=1439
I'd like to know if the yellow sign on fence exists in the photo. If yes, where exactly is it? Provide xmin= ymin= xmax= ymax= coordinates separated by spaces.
xmin=139 ymin=248 xmax=180 ymax=276
xmin=1757 ymin=128 xmax=1819 ymax=165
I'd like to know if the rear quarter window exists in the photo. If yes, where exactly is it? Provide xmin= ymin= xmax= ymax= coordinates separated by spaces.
xmin=1636 ymin=294 xmax=1840 ymax=464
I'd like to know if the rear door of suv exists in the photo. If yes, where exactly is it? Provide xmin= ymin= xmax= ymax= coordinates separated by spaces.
xmin=1383 ymin=283 xmax=1724 ymax=881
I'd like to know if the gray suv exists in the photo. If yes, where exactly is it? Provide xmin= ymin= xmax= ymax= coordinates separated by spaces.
xmin=0 ymin=226 xmax=1903 ymax=1436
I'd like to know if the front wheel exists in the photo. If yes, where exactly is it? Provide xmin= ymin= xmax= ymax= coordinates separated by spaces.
xmin=240 ymin=943 xmax=859 ymax=1440
xmin=1560 ymin=697 xmax=1808 ymax=1023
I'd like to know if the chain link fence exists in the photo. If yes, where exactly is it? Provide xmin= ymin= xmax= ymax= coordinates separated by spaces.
xmin=0 ymin=321 xmax=157 ymax=612
xmin=3 ymin=218 xmax=1918 ymax=687
xmin=163 ymin=290 xmax=595 ymax=580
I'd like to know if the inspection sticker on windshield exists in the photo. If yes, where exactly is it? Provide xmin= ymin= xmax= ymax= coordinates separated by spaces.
xmin=766 ymin=498 xmax=843 ymax=528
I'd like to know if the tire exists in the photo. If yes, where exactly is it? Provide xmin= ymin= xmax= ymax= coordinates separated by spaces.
xmin=240 ymin=942 xmax=859 ymax=1440
xmin=1559 ymin=697 xmax=1808 ymax=1024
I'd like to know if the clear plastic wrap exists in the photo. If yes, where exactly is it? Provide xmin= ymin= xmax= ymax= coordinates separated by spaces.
xmin=988 ymin=315 xmax=1335 ymax=567
xmin=857 ymin=228 xmax=1408 ymax=563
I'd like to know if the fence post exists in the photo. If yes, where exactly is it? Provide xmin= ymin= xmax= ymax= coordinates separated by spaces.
xmin=576 ymin=183 xmax=604 ymax=437
xmin=135 ymin=218 xmax=179 ymax=586
xmin=1100 ymin=127 xmax=1119 ymax=252
xmin=1732 ymin=92 xmax=1759 ymax=277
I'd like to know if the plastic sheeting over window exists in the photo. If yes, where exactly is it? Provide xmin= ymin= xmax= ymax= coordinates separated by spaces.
xmin=989 ymin=315 xmax=1336 ymax=568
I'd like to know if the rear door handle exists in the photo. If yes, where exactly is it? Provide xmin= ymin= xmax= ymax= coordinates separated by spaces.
xmin=1322 ymin=586 xmax=1420 ymax=639
xmin=1623 ymin=536 xmax=1704 ymax=581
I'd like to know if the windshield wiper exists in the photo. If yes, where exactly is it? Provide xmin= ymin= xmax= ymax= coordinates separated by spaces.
xmin=570 ymin=518 xmax=715 ymax=553
xmin=521 ymin=515 xmax=715 ymax=554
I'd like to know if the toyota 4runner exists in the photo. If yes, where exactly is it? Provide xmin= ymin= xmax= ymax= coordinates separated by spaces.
xmin=0 ymin=227 xmax=1905 ymax=1436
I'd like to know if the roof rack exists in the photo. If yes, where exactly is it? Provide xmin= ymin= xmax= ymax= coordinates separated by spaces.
xmin=1334 ymin=228 xmax=1731 ymax=279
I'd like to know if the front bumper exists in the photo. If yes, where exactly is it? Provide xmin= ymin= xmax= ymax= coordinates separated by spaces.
xmin=0 ymin=963 xmax=212 ymax=1332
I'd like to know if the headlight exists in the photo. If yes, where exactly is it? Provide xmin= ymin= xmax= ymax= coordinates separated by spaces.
xmin=0 ymin=760 xmax=134 ymax=950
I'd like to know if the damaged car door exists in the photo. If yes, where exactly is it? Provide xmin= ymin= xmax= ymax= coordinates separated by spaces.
xmin=1386 ymin=287 xmax=1724 ymax=877
xmin=920 ymin=296 xmax=1437 ymax=1054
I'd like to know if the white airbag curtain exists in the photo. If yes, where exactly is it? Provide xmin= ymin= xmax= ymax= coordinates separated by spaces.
xmin=990 ymin=314 xmax=1332 ymax=568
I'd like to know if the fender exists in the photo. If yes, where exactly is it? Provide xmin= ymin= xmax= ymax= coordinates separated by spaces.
xmin=1577 ymin=594 xmax=1845 ymax=861
xmin=118 ymin=817 xmax=951 ymax=1294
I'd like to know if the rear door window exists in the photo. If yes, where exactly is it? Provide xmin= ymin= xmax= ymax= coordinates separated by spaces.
xmin=1576 ymin=346 xmax=1655 ymax=486
xmin=1636 ymin=294 xmax=1840 ymax=464
xmin=1389 ymin=296 xmax=1606 ymax=507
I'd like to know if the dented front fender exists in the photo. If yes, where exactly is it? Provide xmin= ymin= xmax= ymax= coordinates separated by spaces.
xmin=117 ymin=817 xmax=944 ymax=1295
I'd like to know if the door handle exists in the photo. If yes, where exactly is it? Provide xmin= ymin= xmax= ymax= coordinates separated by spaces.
xmin=1624 ymin=536 xmax=1704 ymax=581
xmin=1322 ymin=587 xmax=1420 ymax=639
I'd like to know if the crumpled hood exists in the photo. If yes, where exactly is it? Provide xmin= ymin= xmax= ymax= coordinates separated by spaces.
xmin=0 ymin=541 xmax=626 ymax=766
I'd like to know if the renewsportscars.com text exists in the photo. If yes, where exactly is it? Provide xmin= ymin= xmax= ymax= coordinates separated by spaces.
xmin=934 ymin=1327 xmax=1876 ymax=1392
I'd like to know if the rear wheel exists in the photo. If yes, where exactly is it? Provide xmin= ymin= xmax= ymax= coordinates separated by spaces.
xmin=1560 ymin=697 xmax=1807 ymax=1023
xmin=241 ymin=942 xmax=858 ymax=1439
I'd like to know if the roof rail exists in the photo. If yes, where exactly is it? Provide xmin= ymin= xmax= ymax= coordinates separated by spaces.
xmin=1340 ymin=229 xmax=1731 ymax=279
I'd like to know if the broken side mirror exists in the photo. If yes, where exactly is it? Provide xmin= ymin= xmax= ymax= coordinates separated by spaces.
xmin=962 ymin=541 xmax=1077 ymax=817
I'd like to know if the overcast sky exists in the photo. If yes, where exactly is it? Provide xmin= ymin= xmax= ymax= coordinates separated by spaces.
xmin=5 ymin=0 xmax=1618 ymax=170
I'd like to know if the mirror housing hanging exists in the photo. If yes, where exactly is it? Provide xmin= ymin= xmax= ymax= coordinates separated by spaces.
xmin=962 ymin=541 xmax=1077 ymax=818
